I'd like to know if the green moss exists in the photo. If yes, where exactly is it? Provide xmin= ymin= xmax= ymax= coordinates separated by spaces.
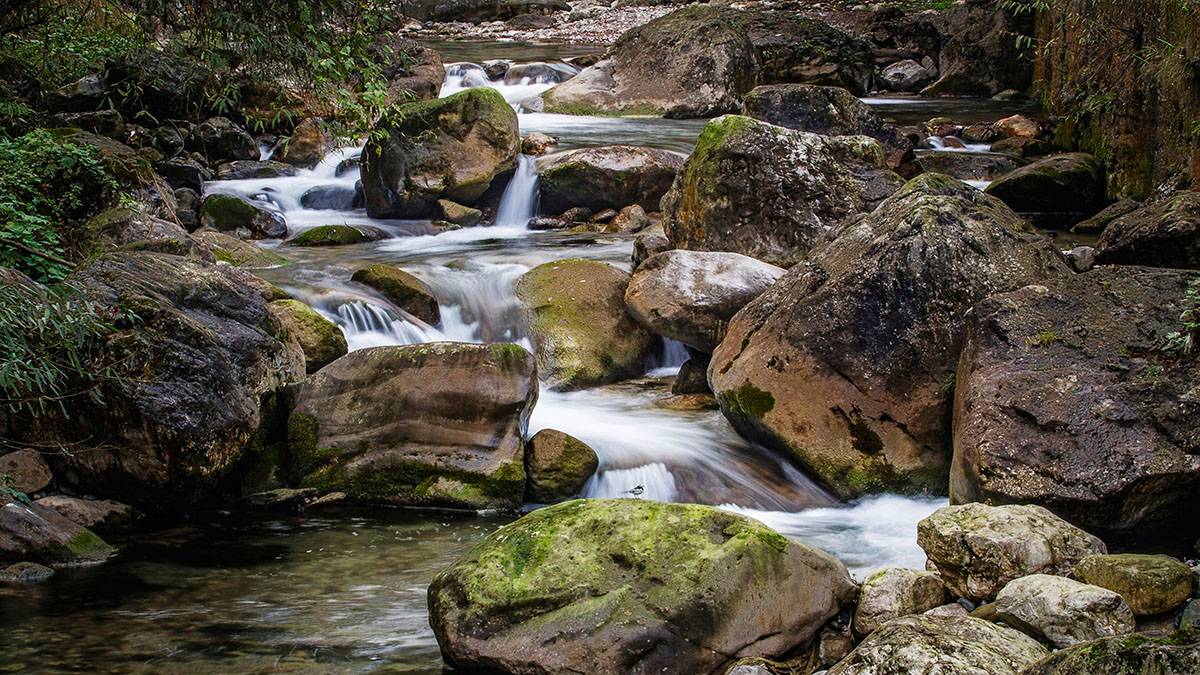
xmin=288 ymin=225 xmax=367 ymax=247
xmin=61 ymin=528 xmax=114 ymax=562
xmin=298 ymin=457 xmax=525 ymax=509
xmin=542 ymin=102 xmax=665 ymax=118
xmin=200 ymin=194 xmax=260 ymax=231
xmin=723 ymin=381 xmax=776 ymax=420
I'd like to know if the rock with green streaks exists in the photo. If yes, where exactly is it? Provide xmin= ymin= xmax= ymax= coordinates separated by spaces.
xmin=0 ymin=501 xmax=114 ymax=565
xmin=524 ymin=429 xmax=598 ymax=503
xmin=269 ymin=299 xmax=348 ymax=374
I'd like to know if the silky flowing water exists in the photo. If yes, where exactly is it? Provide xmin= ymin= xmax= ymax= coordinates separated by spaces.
xmin=0 ymin=45 xmax=1066 ymax=672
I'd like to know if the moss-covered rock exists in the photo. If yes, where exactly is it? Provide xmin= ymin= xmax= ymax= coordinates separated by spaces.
xmin=854 ymin=567 xmax=948 ymax=639
xmin=827 ymin=615 xmax=1048 ymax=675
xmin=994 ymin=574 xmax=1135 ymax=649
xmin=0 ymin=561 xmax=56 ymax=582
xmin=1094 ymin=191 xmax=1200 ymax=270
xmin=287 ymin=224 xmax=389 ymax=247
xmin=0 ymin=501 xmax=114 ymax=566
xmin=1075 ymin=554 xmax=1194 ymax=616
xmin=515 ymin=259 xmax=657 ymax=390
xmin=524 ymin=429 xmax=598 ymax=503
xmin=437 ymin=199 xmax=482 ymax=227
xmin=192 ymin=229 xmax=291 ymax=268
xmin=199 ymin=194 xmax=288 ymax=239
xmin=428 ymin=498 xmax=857 ymax=675
xmin=270 ymin=300 xmax=348 ymax=374
xmin=537 ymin=145 xmax=683 ymax=214
xmin=350 ymin=263 xmax=440 ymax=325
xmin=984 ymin=152 xmax=1106 ymax=223
xmin=1022 ymin=635 xmax=1200 ymax=674
xmin=32 ymin=495 xmax=141 ymax=534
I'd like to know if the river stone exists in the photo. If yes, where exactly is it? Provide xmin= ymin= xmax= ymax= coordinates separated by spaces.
xmin=0 ymin=451 xmax=52 ymax=494
xmin=269 ymin=300 xmax=348 ymax=374
xmin=741 ymin=11 xmax=875 ymax=94
xmin=625 ymin=250 xmax=784 ymax=354
xmin=853 ymin=567 xmax=948 ymax=638
xmin=994 ymin=574 xmax=1135 ymax=648
xmin=299 ymin=185 xmax=358 ymax=211
xmin=0 ymin=501 xmax=114 ymax=565
xmin=916 ymin=151 xmax=1024 ymax=181
xmin=275 ymin=117 xmax=333 ymax=169
xmin=361 ymin=87 xmax=519 ymax=218
xmin=990 ymin=136 xmax=1051 ymax=158
xmin=351 ymin=264 xmax=440 ymax=325
xmin=632 ymin=227 xmax=671 ymax=271
xmin=1022 ymin=635 xmax=1200 ymax=674
xmin=880 ymin=59 xmax=933 ymax=92
xmin=289 ymin=343 xmax=536 ymax=510
xmin=200 ymin=194 xmax=288 ymax=239
xmin=79 ymin=206 xmax=193 ymax=256
xmin=710 ymin=174 xmax=1071 ymax=498
xmin=917 ymin=503 xmax=1107 ymax=602
xmin=428 ymin=499 xmax=857 ymax=675
xmin=662 ymin=115 xmax=903 ymax=268
xmin=1094 ymin=191 xmax=1200 ymax=269
xmin=32 ymin=495 xmax=140 ymax=533
xmin=521 ymin=132 xmax=557 ymax=155
xmin=11 ymin=252 xmax=304 ymax=507
xmin=826 ymin=615 xmax=1048 ymax=675
xmin=741 ymin=84 xmax=913 ymax=169
xmin=193 ymin=229 xmax=291 ymax=268
xmin=1070 ymin=197 xmax=1142 ymax=234
xmin=0 ymin=561 xmax=56 ymax=582
xmin=950 ymin=267 xmax=1200 ymax=537
xmin=524 ymin=429 xmax=598 ymax=503
xmin=603 ymin=204 xmax=649 ymax=234
xmin=438 ymin=199 xmax=482 ymax=227
xmin=187 ymin=117 xmax=258 ymax=163
xmin=287 ymin=224 xmax=390 ymax=247
xmin=537 ymin=6 xmax=759 ymax=118
xmin=537 ymin=145 xmax=684 ymax=215
xmin=45 ymin=73 xmax=107 ymax=112
xmin=673 ymin=357 xmax=711 ymax=395
xmin=214 ymin=160 xmax=298 ymax=180
xmin=1074 ymin=554 xmax=1194 ymax=616
xmin=515 ymin=259 xmax=657 ymax=390
xmin=984 ymin=153 xmax=1106 ymax=221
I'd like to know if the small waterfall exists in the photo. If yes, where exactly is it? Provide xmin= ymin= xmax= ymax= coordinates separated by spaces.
xmin=494 ymin=155 xmax=539 ymax=229
xmin=644 ymin=338 xmax=691 ymax=376
xmin=581 ymin=463 xmax=678 ymax=502
xmin=335 ymin=301 xmax=442 ymax=350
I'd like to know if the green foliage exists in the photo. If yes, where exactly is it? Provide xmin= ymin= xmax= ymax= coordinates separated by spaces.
xmin=0 ymin=129 xmax=116 ymax=281
xmin=1163 ymin=282 xmax=1199 ymax=355
xmin=0 ymin=473 xmax=31 ymax=505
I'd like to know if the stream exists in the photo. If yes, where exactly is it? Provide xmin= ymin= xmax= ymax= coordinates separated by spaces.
xmin=0 ymin=44 xmax=1065 ymax=673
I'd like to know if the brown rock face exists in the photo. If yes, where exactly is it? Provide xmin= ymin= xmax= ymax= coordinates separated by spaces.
xmin=524 ymin=429 xmax=598 ymax=503
xmin=951 ymin=266 xmax=1200 ymax=538
xmin=710 ymin=174 xmax=1072 ymax=498
xmin=1094 ymin=191 xmax=1200 ymax=270
xmin=0 ymin=450 xmax=53 ymax=494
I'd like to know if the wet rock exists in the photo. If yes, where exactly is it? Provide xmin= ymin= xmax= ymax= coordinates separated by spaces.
xmin=742 ymin=12 xmax=875 ymax=95
xmin=880 ymin=59 xmax=933 ymax=92
xmin=528 ymin=216 xmax=570 ymax=231
xmin=200 ymin=194 xmax=288 ymax=239
xmin=521 ymin=131 xmax=557 ymax=155
xmin=672 ymin=357 xmax=711 ymax=395
xmin=429 ymin=498 xmax=857 ymax=675
xmin=215 ymin=160 xmax=298 ymax=180
xmin=524 ymin=429 xmax=598 ymax=503
xmin=564 ymin=206 xmax=595 ymax=223
xmin=32 ymin=495 xmax=140 ymax=533
xmin=603 ymin=204 xmax=649 ymax=233
xmin=1022 ymin=635 xmax=1200 ymax=674
xmin=351 ymin=264 xmax=440 ymax=325
xmin=853 ymin=567 xmax=948 ymax=638
xmin=631 ymin=227 xmax=670 ymax=270
xmin=1094 ymin=191 xmax=1200 ymax=269
xmin=924 ymin=603 xmax=969 ymax=618
xmin=1070 ymin=197 xmax=1141 ymax=234
xmin=174 ymin=187 xmax=201 ymax=230
xmin=538 ymin=145 xmax=683 ymax=214
xmin=515 ymin=258 xmax=657 ymax=390
xmin=0 ymin=501 xmax=114 ymax=565
xmin=192 ymin=230 xmax=290 ymax=268
xmin=275 ymin=118 xmax=333 ymax=169
xmin=156 ymin=157 xmax=209 ymax=193
xmin=993 ymin=114 xmax=1041 ymax=139
xmin=984 ymin=152 xmax=1106 ymax=221
xmin=0 ymin=561 xmax=55 ymax=583
xmin=187 ymin=117 xmax=258 ymax=163
xmin=270 ymin=300 xmax=348 ymax=374
xmin=710 ymin=175 xmax=1070 ymax=498
xmin=288 ymin=342 xmax=536 ymax=510
xmin=990 ymin=136 xmax=1051 ymax=157
xmin=298 ymin=185 xmax=358 ymax=211
xmin=52 ymin=109 xmax=125 ymax=138
xmin=287 ymin=224 xmax=389 ymax=247
xmin=44 ymin=73 xmax=107 ymax=112
xmin=655 ymin=393 xmax=718 ymax=411
xmin=951 ymin=266 xmax=1200 ymax=537
xmin=994 ymin=574 xmax=1135 ymax=648
xmin=741 ymin=84 xmax=913 ymax=169
xmin=662 ymin=115 xmax=902 ymax=267
xmin=917 ymin=503 xmax=1107 ymax=602
xmin=920 ymin=4 xmax=1034 ymax=96
xmin=81 ymin=206 xmax=191 ymax=254
xmin=916 ymin=151 xmax=1023 ymax=181
xmin=626 ymin=250 xmax=784 ymax=353
xmin=0 ymin=451 xmax=52 ymax=495
xmin=826 ymin=615 xmax=1048 ymax=675
xmin=438 ymin=199 xmax=483 ymax=227
xmin=1074 ymin=554 xmax=1194 ymax=616
xmin=1066 ymin=245 xmax=1096 ymax=272
xmin=362 ymin=87 xmax=519 ymax=218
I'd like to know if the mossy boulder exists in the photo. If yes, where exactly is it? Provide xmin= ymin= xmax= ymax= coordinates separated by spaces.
xmin=80 ymin=206 xmax=192 ymax=255
xmin=1074 ymin=554 xmax=1195 ymax=616
xmin=287 ymin=224 xmax=389 ymax=247
xmin=350 ymin=263 xmax=440 ymax=325
xmin=524 ymin=429 xmax=599 ymax=503
xmin=437 ymin=199 xmax=482 ymax=227
xmin=361 ymin=87 xmax=519 ymax=218
xmin=269 ymin=300 xmax=348 ymax=374
xmin=1021 ymin=635 xmax=1200 ymax=674
xmin=0 ymin=561 xmax=56 ymax=582
xmin=287 ymin=343 xmax=537 ymax=510
xmin=192 ymin=229 xmax=291 ymax=268
xmin=428 ymin=498 xmax=857 ymax=675
xmin=853 ymin=568 xmax=948 ymax=639
xmin=994 ymin=575 xmax=1135 ymax=649
xmin=984 ymin=153 xmax=1106 ymax=223
xmin=515 ymin=259 xmax=657 ymax=390
xmin=199 ymin=194 xmax=288 ymax=239
xmin=537 ymin=145 xmax=684 ymax=214
xmin=709 ymin=174 xmax=1071 ymax=499
xmin=662 ymin=115 xmax=903 ymax=268
xmin=1095 ymin=191 xmax=1200 ymax=269
xmin=214 ymin=160 xmax=298 ymax=180
xmin=32 ymin=495 xmax=141 ymax=534
xmin=0 ymin=501 xmax=114 ymax=566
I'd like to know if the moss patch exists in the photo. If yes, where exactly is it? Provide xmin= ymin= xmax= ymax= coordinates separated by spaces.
xmin=723 ymin=381 xmax=776 ymax=420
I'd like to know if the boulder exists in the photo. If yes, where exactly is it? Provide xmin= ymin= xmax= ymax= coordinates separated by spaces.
xmin=521 ymin=132 xmax=557 ymax=155
xmin=269 ymin=300 xmax=348 ymax=374
xmin=741 ymin=12 xmax=875 ymax=94
xmin=157 ymin=157 xmax=209 ymax=193
xmin=990 ymin=136 xmax=1051 ymax=158
xmin=524 ymin=429 xmax=599 ymax=503
xmin=625 ymin=250 xmax=784 ymax=353
xmin=350 ymin=264 xmax=440 ymax=325
xmin=53 ymin=129 xmax=176 ymax=219
xmin=299 ymin=185 xmax=358 ymax=210
xmin=1070 ymin=197 xmax=1141 ymax=234
xmin=1021 ymin=635 xmax=1200 ymax=675
xmin=104 ymin=50 xmax=212 ymax=122
xmin=603 ymin=204 xmax=650 ymax=234
xmin=53 ymin=109 xmax=125 ymax=138
xmin=537 ymin=145 xmax=684 ymax=215
xmin=632 ymin=228 xmax=671 ymax=270
xmin=44 ymin=73 xmax=107 ymax=112
xmin=374 ymin=36 xmax=446 ymax=103
xmin=275 ymin=117 xmax=333 ymax=169
xmin=917 ymin=503 xmax=1107 ymax=602
xmin=920 ymin=4 xmax=1034 ymax=96
xmin=199 ymin=194 xmax=288 ymax=239
xmin=992 ymin=114 xmax=1041 ymax=139
xmin=214 ymin=160 xmax=298 ymax=180
xmin=984 ymin=152 xmax=1106 ymax=220
xmin=361 ymin=87 xmax=519 ymax=218
xmin=81 ymin=206 xmax=191 ymax=254
xmin=740 ymin=84 xmax=913 ymax=169
xmin=1074 ymin=554 xmax=1194 ymax=616
xmin=994 ymin=574 xmax=1135 ymax=648
xmin=287 ymin=224 xmax=390 ymax=246
xmin=12 ymin=252 xmax=304 ymax=507
xmin=187 ymin=117 xmax=258 ymax=163
xmin=0 ymin=450 xmax=52 ymax=494
xmin=950 ymin=266 xmax=1200 ymax=537
xmin=916 ymin=151 xmax=1024 ymax=181
xmin=288 ymin=343 xmax=536 ymax=510
xmin=0 ymin=501 xmax=114 ymax=565
xmin=515 ymin=259 xmax=657 ymax=390
xmin=1094 ymin=191 xmax=1200 ymax=269
xmin=1065 ymin=245 xmax=1096 ymax=272
xmin=32 ymin=495 xmax=140 ymax=533
xmin=0 ymin=561 xmax=56 ymax=582
xmin=853 ymin=567 xmax=948 ymax=638
xmin=662 ymin=115 xmax=903 ymax=268
xmin=826 ymin=615 xmax=1048 ymax=675
xmin=192 ymin=230 xmax=290 ymax=268
xmin=673 ymin=357 xmax=711 ymax=395
xmin=880 ymin=59 xmax=933 ymax=92
xmin=710 ymin=175 xmax=1071 ymax=498
xmin=438 ymin=199 xmax=483 ymax=227
xmin=428 ymin=499 xmax=857 ymax=675
xmin=174 ymin=187 xmax=201 ymax=230
xmin=537 ymin=6 xmax=759 ymax=118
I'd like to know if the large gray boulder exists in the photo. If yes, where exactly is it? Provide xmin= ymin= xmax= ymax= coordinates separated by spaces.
xmin=1074 ymin=554 xmax=1195 ymax=616
xmin=984 ymin=152 xmax=1106 ymax=221
xmin=994 ymin=574 xmax=1135 ymax=649
xmin=361 ymin=87 xmax=519 ymax=218
xmin=709 ymin=174 xmax=1072 ymax=499
xmin=1021 ymin=636 xmax=1200 ymax=675
xmin=288 ymin=343 xmax=536 ymax=510
xmin=662 ymin=115 xmax=903 ymax=268
xmin=853 ymin=567 xmax=948 ymax=639
xmin=951 ymin=266 xmax=1200 ymax=537
xmin=917 ymin=503 xmax=1107 ymax=602
xmin=428 ymin=499 xmax=857 ymax=675
xmin=1095 ymin=191 xmax=1200 ymax=269
xmin=537 ymin=146 xmax=683 ymax=214
xmin=625 ymin=250 xmax=784 ymax=354
xmin=0 ymin=501 xmax=114 ymax=566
